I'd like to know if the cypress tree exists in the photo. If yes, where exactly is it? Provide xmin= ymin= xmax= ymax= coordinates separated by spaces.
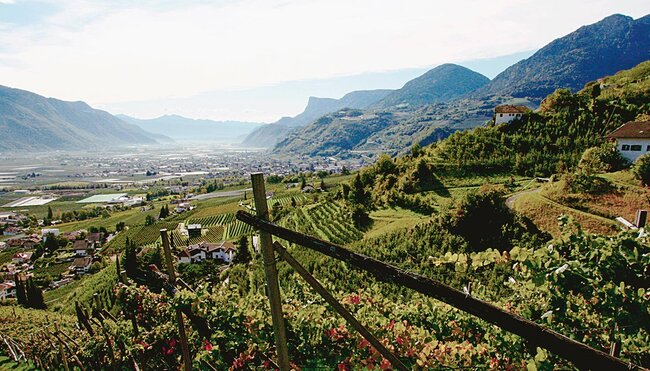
xmin=14 ymin=274 xmax=26 ymax=306
xmin=124 ymin=237 xmax=138 ymax=278
xmin=233 ymin=236 xmax=252 ymax=264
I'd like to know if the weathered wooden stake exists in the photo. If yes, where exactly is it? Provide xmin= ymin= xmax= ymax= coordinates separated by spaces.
xmin=273 ymin=242 xmax=408 ymax=371
xmin=161 ymin=228 xmax=193 ymax=371
xmin=251 ymin=173 xmax=290 ymax=370
xmin=52 ymin=324 xmax=69 ymax=371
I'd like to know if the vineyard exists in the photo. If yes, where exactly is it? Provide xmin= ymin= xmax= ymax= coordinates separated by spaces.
xmin=281 ymin=201 xmax=363 ymax=245
xmin=268 ymin=193 xmax=307 ymax=208
xmin=223 ymin=220 xmax=255 ymax=240
xmin=186 ymin=213 xmax=234 ymax=227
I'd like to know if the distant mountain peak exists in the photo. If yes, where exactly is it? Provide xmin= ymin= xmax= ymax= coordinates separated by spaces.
xmin=373 ymin=63 xmax=489 ymax=109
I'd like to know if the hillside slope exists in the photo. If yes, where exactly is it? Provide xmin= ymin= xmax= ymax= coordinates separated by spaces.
xmin=273 ymin=13 xmax=650 ymax=157
xmin=474 ymin=14 xmax=650 ymax=100
xmin=242 ymin=89 xmax=391 ymax=148
xmin=0 ymin=85 xmax=163 ymax=151
xmin=374 ymin=64 xmax=489 ymax=109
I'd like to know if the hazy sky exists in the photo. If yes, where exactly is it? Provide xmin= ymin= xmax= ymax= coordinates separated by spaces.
xmin=1 ymin=0 xmax=649 ymax=122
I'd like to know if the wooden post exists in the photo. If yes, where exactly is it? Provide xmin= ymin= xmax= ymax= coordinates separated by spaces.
xmin=235 ymin=210 xmax=648 ymax=371
xmin=250 ymin=173 xmax=290 ymax=370
xmin=273 ymin=242 xmax=408 ymax=370
xmin=53 ymin=324 xmax=70 ymax=371
xmin=161 ymin=229 xmax=193 ymax=371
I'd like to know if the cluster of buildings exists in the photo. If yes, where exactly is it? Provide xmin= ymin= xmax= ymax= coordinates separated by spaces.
xmin=0 ymin=228 xmax=107 ymax=300
xmin=177 ymin=241 xmax=236 ymax=264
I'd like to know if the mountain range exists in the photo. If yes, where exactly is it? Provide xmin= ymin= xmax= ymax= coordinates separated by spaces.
xmin=241 ymin=89 xmax=392 ymax=147
xmin=0 ymin=85 xmax=168 ymax=151
xmin=117 ymin=114 xmax=262 ymax=143
xmin=272 ymin=13 xmax=650 ymax=157
xmin=1 ymin=13 xmax=648 ymax=154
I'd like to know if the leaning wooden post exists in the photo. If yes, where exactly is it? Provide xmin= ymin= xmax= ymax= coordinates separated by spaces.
xmin=273 ymin=242 xmax=408 ymax=370
xmin=251 ymin=173 xmax=290 ymax=370
xmin=53 ymin=324 xmax=70 ymax=371
xmin=161 ymin=229 xmax=193 ymax=371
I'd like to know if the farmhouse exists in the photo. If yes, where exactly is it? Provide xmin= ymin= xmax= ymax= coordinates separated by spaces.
xmin=73 ymin=240 xmax=94 ymax=257
xmin=0 ymin=281 xmax=16 ymax=300
xmin=178 ymin=241 xmax=236 ymax=264
xmin=606 ymin=120 xmax=650 ymax=162
xmin=494 ymin=105 xmax=529 ymax=125
xmin=70 ymin=257 xmax=93 ymax=274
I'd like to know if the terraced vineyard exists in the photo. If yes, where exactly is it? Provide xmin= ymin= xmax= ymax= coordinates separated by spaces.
xmin=268 ymin=193 xmax=307 ymax=208
xmin=281 ymin=201 xmax=363 ymax=245
xmin=130 ymin=222 xmax=179 ymax=246
xmin=223 ymin=220 xmax=255 ymax=240
xmin=187 ymin=213 xmax=235 ymax=227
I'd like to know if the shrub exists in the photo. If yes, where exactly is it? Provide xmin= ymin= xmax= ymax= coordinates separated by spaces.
xmin=633 ymin=153 xmax=650 ymax=186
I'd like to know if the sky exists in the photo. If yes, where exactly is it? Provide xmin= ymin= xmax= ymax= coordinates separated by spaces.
xmin=0 ymin=0 xmax=649 ymax=123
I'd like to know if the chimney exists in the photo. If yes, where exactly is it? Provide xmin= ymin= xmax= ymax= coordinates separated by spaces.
xmin=635 ymin=209 xmax=647 ymax=228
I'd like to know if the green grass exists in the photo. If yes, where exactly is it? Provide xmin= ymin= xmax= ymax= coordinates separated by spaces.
xmin=366 ymin=207 xmax=428 ymax=239
xmin=0 ymin=354 xmax=38 ymax=370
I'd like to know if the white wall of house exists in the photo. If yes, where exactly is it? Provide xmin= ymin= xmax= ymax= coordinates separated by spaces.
xmin=615 ymin=138 xmax=650 ymax=162
xmin=495 ymin=113 xmax=523 ymax=125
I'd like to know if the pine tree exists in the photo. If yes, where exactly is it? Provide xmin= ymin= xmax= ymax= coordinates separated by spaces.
xmin=47 ymin=206 xmax=53 ymax=220
xmin=233 ymin=236 xmax=252 ymax=264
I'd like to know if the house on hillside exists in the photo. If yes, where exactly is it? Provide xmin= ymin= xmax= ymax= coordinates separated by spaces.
xmin=70 ymin=257 xmax=93 ymax=274
xmin=73 ymin=240 xmax=94 ymax=257
xmin=606 ymin=121 xmax=650 ymax=162
xmin=177 ymin=241 xmax=236 ymax=264
xmin=494 ymin=105 xmax=529 ymax=125
xmin=0 ymin=281 xmax=16 ymax=300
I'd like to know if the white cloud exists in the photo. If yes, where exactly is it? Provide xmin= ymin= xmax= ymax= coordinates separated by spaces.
xmin=0 ymin=0 xmax=649 ymax=120
xmin=0 ymin=0 xmax=16 ymax=4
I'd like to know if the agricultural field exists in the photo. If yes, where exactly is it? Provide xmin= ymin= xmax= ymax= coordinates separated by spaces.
xmin=187 ymin=213 xmax=234 ymax=227
xmin=281 ymin=201 xmax=363 ymax=245
xmin=223 ymin=220 xmax=255 ymax=240
xmin=511 ymin=191 xmax=619 ymax=237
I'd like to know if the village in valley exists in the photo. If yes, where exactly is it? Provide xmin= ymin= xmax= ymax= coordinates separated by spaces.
xmin=0 ymin=146 xmax=366 ymax=305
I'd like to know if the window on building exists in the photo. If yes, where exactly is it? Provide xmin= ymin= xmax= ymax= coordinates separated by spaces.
xmin=499 ymin=114 xmax=503 ymax=117
xmin=646 ymin=145 xmax=650 ymax=151
xmin=622 ymin=144 xmax=630 ymax=151
xmin=631 ymin=145 xmax=642 ymax=151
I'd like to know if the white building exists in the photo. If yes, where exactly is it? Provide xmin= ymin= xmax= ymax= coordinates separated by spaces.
xmin=178 ymin=241 xmax=236 ymax=264
xmin=0 ymin=282 xmax=16 ymax=300
xmin=606 ymin=121 xmax=650 ymax=162
xmin=494 ymin=105 xmax=529 ymax=125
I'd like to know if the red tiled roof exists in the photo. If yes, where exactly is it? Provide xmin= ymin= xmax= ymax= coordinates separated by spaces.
xmin=495 ymin=105 xmax=529 ymax=114
xmin=606 ymin=121 xmax=650 ymax=139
